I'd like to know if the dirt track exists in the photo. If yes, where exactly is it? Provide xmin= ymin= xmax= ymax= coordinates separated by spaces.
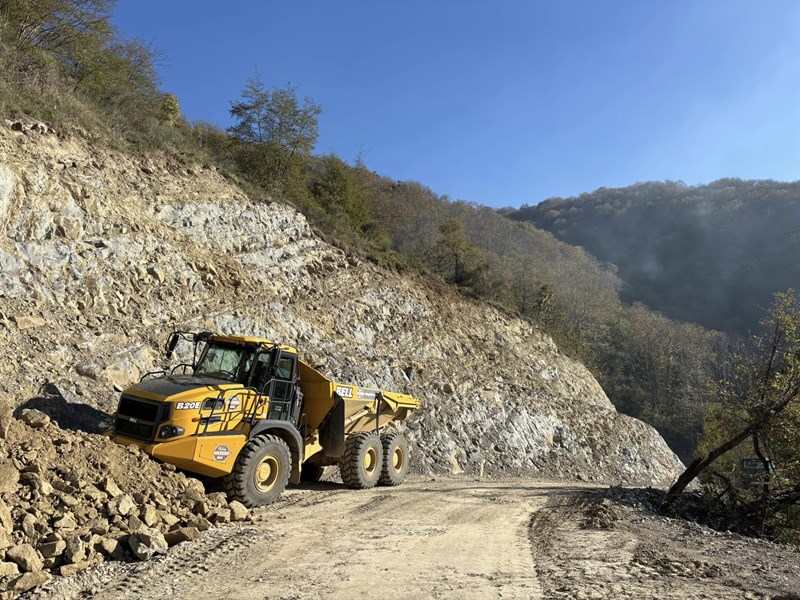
xmin=27 ymin=479 xmax=800 ymax=600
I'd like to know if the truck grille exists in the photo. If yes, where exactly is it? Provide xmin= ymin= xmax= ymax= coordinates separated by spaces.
xmin=113 ymin=396 xmax=170 ymax=441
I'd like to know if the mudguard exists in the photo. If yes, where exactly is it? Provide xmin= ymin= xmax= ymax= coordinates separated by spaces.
xmin=249 ymin=420 xmax=304 ymax=484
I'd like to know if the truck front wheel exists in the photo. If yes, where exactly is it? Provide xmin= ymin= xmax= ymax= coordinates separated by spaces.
xmin=224 ymin=434 xmax=291 ymax=507
xmin=379 ymin=431 xmax=410 ymax=486
xmin=340 ymin=432 xmax=383 ymax=489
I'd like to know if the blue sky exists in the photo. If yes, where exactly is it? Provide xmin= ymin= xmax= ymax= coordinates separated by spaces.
xmin=113 ymin=0 xmax=800 ymax=208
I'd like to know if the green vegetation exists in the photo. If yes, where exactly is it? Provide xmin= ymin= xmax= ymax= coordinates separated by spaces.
xmin=2 ymin=0 xmax=797 ymax=543
xmin=228 ymin=76 xmax=322 ymax=191
xmin=0 ymin=0 xmax=194 ymax=150
xmin=506 ymin=180 xmax=800 ymax=336
xmin=664 ymin=291 xmax=800 ymax=544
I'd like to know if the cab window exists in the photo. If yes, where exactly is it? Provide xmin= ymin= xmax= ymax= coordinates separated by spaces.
xmin=275 ymin=356 xmax=295 ymax=380
xmin=195 ymin=344 xmax=253 ymax=382
xmin=252 ymin=353 xmax=272 ymax=391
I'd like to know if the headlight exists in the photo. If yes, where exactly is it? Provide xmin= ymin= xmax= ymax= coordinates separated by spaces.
xmin=158 ymin=425 xmax=185 ymax=439
xmin=202 ymin=398 xmax=225 ymax=411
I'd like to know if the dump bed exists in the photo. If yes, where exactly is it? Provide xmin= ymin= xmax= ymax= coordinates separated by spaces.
xmin=298 ymin=360 xmax=419 ymax=434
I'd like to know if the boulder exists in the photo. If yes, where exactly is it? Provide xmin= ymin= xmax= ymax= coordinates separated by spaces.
xmin=158 ymin=510 xmax=180 ymax=527
xmin=185 ymin=515 xmax=212 ymax=532
xmin=53 ymin=513 xmax=78 ymax=530
xmin=0 ymin=398 xmax=12 ymax=439
xmin=182 ymin=478 xmax=206 ymax=502
xmin=0 ymin=499 xmax=13 ymax=535
xmin=13 ymin=315 xmax=46 ymax=330
xmin=108 ymin=493 xmax=136 ymax=516
xmin=0 ymin=459 xmax=19 ymax=495
xmin=192 ymin=500 xmax=210 ymax=517
xmin=63 ymin=536 xmax=86 ymax=563
xmin=59 ymin=560 xmax=92 ymax=577
xmin=164 ymin=527 xmax=201 ymax=547
xmin=210 ymin=508 xmax=231 ymax=524
xmin=228 ymin=501 xmax=248 ymax=522
xmin=102 ymin=476 xmax=123 ymax=498
xmin=0 ymin=531 xmax=13 ymax=550
xmin=128 ymin=530 xmax=168 ymax=561
xmin=127 ymin=514 xmax=144 ymax=531
xmin=10 ymin=570 xmax=51 ymax=592
xmin=38 ymin=540 xmax=66 ymax=558
xmin=141 ymin=503 xmax=160 ymax=527
xmin=97 ymin=536 xmax=124 ymax=559
xmin=19 ymin=409 xmax=51 ymax=429
xmin=7 ymin=543 xmax=43 ymax=572
xmin=206 ymin=492 xmax=228 ymax=506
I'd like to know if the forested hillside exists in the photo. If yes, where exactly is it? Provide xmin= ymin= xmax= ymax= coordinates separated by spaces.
xmin=321 ymin=176 xmax=723 ymax=461
xmin=505 ymin=180 xmax=800 ymax=335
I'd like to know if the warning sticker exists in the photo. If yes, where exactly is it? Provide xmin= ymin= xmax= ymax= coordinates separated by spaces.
xmin=228 ymin=395 xmax=241 ymax=411
xmin=212 ymin=445 xmax=231 ymax=462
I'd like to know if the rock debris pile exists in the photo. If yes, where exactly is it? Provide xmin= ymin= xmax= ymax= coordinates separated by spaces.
xmin=0 ymin=402 xmax=248 ymax=595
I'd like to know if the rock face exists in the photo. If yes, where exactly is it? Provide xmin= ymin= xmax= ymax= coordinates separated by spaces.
xmin=0 ymin=123 xmax=684 ymax=489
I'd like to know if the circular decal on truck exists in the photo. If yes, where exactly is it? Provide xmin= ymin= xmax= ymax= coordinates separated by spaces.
xmin=228 ymin=395 xmax=241 ymax=411
xmin=212 ymin=445 xmax=231 ymax=462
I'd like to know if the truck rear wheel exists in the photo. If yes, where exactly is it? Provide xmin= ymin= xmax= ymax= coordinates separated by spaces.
xmin=224 ymin=434 xmax=291 ymax=507
xmin=340 ymin=432 xmax=383 ymax=489
xmin=379 ymin=431 xmax=409 ymax=486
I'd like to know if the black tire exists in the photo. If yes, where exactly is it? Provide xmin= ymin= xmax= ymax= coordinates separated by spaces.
xmin=223 ymin=434 xmax=291 ymax=507
xmin=300 ymin=462 xmax=324 ymax=483
xmin=378 ymin=431 xmax=410 ymax=486
xmin=340 ymin=432 xmax=383 ymax=489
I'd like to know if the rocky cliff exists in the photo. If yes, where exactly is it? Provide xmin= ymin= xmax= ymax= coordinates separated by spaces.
xmin=0 ymin=123 xmax=684 ymax=488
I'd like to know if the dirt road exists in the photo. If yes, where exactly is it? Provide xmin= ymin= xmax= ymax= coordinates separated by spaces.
xmin=27 ymin=479 xmax=800 ymax=600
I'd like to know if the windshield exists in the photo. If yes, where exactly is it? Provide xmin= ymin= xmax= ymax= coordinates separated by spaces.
xmin=194 ymin=344 xmax=255 ymax=383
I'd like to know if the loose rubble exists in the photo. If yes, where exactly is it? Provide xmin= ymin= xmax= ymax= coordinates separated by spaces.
xmin=0 ymin=400 xmax=249 ymax=595
xmin=534 ymin=488 xmax=800 ymax=599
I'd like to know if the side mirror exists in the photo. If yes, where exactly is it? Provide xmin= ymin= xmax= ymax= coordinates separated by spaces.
xmin=165 ymin=332 xmax=179 ymax=359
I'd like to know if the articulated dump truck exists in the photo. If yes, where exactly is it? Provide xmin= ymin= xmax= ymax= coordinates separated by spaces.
xmin=107 ymin=331 xmax=420 ymax=506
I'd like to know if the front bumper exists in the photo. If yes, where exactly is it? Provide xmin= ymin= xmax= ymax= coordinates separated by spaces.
xmin=106 ymin=431 xmax=247 ymax=478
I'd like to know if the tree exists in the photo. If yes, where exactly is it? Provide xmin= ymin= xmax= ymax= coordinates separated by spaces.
xmin=434 ymin=219 xmax=470 ymax=283
xmin=228 ymin=76 xmax=321 ymax=187
xmin=1 ymin=0 xmax=114 ymax=54
xmin=429 ymin=218 xmax=490 ymax=292
xmin=661 ymin=290 xmax=800 ymax=527
xmin=308 ymin=154 xmax=371 ymax=234
xmin=73 ymin=36 xmax=159 ymax=105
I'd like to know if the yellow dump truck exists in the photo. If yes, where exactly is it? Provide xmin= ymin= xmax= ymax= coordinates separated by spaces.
xmin=107 ymin=331 xmax=419 ymax=506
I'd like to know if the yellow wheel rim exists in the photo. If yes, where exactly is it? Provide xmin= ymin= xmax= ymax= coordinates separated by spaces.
xmin=392 ymin=447 xmax=404 ymax=472
xmin=254 ymin=455 xmax=280 ymax=492
xmin=363 ymin=447 xmax=377 ymax=474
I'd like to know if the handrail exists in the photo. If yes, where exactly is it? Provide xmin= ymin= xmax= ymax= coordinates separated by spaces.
xmin=195 ymin=375 xmax=298 ymax=435
xmin=139 ymin=370 xmax=168 ymax=382
xmin=199 ymin=384 xmax=260 ymax=435
xmin=139 ymin=363 xmax=194 ymax=382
